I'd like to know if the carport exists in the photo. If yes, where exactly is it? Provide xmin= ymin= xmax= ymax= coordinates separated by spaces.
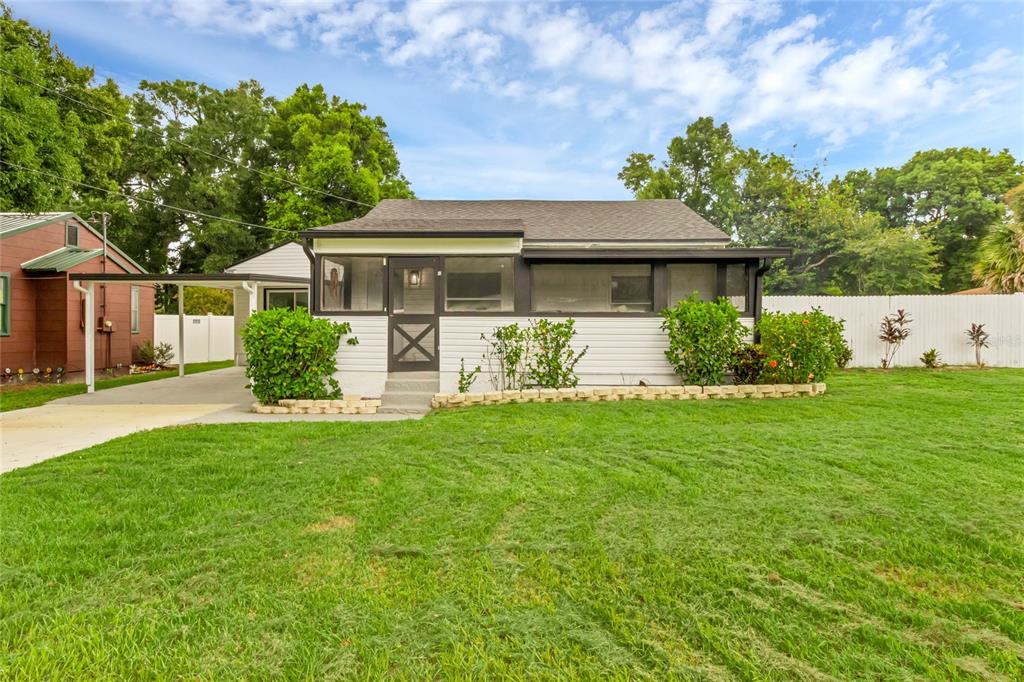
xmin=68 ymin=273 xmax=308 ymax=393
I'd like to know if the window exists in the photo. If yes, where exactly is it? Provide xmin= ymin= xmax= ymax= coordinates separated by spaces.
xmin=532 ymin=264 xmax=652 ymax=313
xmin=445 ymin=257 xmax=515 ymax=312
xmin=725 ymin=263 xmax=748 ymax=312
xmin=0 ymin=273 xmax=10 ymax=336
xmin=130 ymin=286 xmax=140 ymax=333
xmin=265 ymin=289 xmax=309 ymax=311
xmin=65 ymin=222 xmax=79 ymax=247
xmin=668 ymin=264 xmax=717 ymax=304
xmin=320 ymin=256 xmax=385 ymax=312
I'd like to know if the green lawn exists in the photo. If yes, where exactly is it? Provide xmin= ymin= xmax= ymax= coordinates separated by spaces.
xmin=0 ymin=360 xmax=234 ymax=412
xmin=2 ymin=369 xmax=1023 ymax=679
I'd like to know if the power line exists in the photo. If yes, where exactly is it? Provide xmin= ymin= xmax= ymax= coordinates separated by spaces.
xmin=0 ymin=159 xmax=295 ymax=235
xmin=0 ymin=65 xmax=378 ymax=211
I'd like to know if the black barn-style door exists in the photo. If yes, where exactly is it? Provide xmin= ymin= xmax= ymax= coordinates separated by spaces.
xmin=388 ymin=257 xmax=440 ymax=372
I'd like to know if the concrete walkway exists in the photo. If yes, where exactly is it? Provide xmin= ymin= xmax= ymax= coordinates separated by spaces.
xmin=1 ymin=367 xmax=413 ymax=474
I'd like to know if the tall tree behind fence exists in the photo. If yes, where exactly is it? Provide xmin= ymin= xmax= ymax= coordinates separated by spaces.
xmin=764 ymin=295 xmax=1024 ymax=368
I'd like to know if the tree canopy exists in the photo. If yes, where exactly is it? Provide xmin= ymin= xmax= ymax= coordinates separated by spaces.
xmin=0 ymin=6 xmax=413 ymax=278
xmin=972 ymin=184 xmax=1024 ymax=293
xmin=621 ymin=116 xmax=1022 ymax=295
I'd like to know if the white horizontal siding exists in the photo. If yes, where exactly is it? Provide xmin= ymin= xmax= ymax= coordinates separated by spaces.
xmin=318 ymin=316 xmax=388 ymax=398
xmin=439 ymin=316 xmax=754 ymax=393
xmin=764 ymin=294 xmax=1024 ymax=368
xmin=226 ymin=242 xmax=309 ymax=279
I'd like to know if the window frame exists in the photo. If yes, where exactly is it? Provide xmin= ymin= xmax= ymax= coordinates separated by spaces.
xmin=0 ymin=272 xmax=10 ymax=336
xmin=66 ymin=222 xmax=79 ymax=247
xmin=530 ymin=262 xmax=656 ymax=315
xmin=130 ymin=285 xmax=141 ymax=334
xmin=443 ymin=256 xmax=516 ymax=314
xmin=313 ymin=255 xmax=388 ymax=316
xmin=263 ymin=288 xmax=309 ymax=311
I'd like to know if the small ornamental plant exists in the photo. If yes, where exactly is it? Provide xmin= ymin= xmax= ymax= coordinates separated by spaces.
xmin=731 ymin=344 xmax=767 ymax=385
xmin=879 ymin=309 xmax=912 ymax=369
xmin=757 ymin=309 xmax=844 ymax=384
xmin=965 ymin=323 xmax=990 ymax=367
xmin=920 ymin=348 xmax=942 ymax=369
xmin=457 ymin=358 xmax=481 ymax=393
xmin=241 ymin=308 xmax=354 ymax=404
xmin=661 ymin=294 xmax=746 ymax=386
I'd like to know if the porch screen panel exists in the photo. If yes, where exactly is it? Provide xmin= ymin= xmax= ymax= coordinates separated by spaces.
xmin=320 ymin=256 xmax=385 ymax=312
xmin=725 ymin=263 xmax=748 ymax=312
xmin=531 ymin=264 xmax=652 ymax=313
xmin=445 ymin=257 xmax=515 ymax=312
xmin=668 ymin=264 xmax=717 ymax=304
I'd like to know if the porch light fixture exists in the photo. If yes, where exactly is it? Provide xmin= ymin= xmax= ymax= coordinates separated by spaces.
xmin=408 ymin=269 xmax=422 ymax=287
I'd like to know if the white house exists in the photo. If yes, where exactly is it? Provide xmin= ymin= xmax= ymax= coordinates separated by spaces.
xmin=296 ymin=200 xmax=789 ymax=398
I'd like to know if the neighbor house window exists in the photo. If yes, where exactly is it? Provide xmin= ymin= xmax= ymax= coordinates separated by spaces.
xmin=668 ymin=264 xmax=717 ymax=305
xmin=320 ymin=256 xmax=385 ymax=312
xmin=445 ymin=257 xmax=515 ymax=312
xmin=130 ymin=286 xmax=140 ymax=333
xmin=66 ymin=222 xmax=79 ymax=247
xmin=265 ymin=289 xmax=309 ymax=311
xmin=532 ymin=264 xmax=652 ymax=313
xmin=0 ymin=273 xmax=10 ymax=336
xmin=725 ymin=264 xmax=748 ymax=312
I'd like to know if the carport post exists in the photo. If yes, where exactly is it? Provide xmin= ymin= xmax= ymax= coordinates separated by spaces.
xmin=72 ymin=281 xmax=95 ymax=393
xmin=177 ymin=283 xmax=185 ymax=377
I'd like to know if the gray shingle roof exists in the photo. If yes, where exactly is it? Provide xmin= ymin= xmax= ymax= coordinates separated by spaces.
xmin=305 ymin=200 xmax=729 ymax=242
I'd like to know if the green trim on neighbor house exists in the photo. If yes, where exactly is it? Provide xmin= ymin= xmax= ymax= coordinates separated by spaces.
xmin=0 ymin=213 xmax=147 ymax=274
xmin=0 ymin=272 xmax=10 ymax=336
xmin=21 ymin=247 xmax=105 ymax=272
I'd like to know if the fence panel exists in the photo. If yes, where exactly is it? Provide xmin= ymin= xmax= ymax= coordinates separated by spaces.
xmin=154 ymin=314 xmax=235 ymax=364
xmin=763 ymin=294 xmax=1024 ymax=368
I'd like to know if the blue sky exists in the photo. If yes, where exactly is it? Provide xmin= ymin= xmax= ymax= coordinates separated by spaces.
xmin=11 ymin=0 xmax=1024 ymax=199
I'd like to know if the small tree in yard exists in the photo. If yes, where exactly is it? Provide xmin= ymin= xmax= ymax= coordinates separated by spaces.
xmin=242 ymin=308 xmax=354 ymax=404
xmin=879 ymin=309 xmax=912 ymax=369
xmin=965 ymin=323 xmax=990 ymax=367
xmin=527 ymin=318 xmax=588 ymax=389
xmin=661 ymin=294 xmax=745 ymax=386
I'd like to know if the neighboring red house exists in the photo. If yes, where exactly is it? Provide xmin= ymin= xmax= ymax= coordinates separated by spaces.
xmin=0 ymin=212 xmax=155 ymax=374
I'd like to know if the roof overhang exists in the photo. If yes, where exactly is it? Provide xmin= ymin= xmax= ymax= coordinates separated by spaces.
xmin=68 ymin=273 xmax=309 ymax=288
xmin=521 ymin=247 xmax=792 ymax=261
xmin=301 ymin=229 xmax=524 ymax=239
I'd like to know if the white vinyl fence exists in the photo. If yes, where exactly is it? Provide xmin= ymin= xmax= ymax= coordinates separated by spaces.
xmin=154 ymin=314 xmax=235 ymax=364
xmin=764 ymin=294 xmax=1024 ymax=368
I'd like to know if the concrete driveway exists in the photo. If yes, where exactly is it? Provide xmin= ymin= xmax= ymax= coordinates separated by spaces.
xmin=1 ymin=367 xmax=409 ymax=474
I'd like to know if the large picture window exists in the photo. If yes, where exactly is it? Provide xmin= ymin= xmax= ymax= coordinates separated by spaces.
xmin=668 ymin=264 xmax=717 ymax=304
xmin=445 ymin=257 xmax=515 ymax=312
xmin=320 ymin=256 xmax=385 ymax=312
xmin=532 ymin=264 xmax=652 ymax=313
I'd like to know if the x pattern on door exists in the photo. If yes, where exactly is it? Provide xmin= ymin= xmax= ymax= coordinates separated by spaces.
xmin=392 ymin=321 xmax=436 ymax=366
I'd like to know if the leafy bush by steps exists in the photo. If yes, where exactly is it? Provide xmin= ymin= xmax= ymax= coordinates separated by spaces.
xmin=241 ymin=308 xmax=353 ymax=404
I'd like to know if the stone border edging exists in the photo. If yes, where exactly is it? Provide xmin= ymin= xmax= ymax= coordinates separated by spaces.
xmin=432 ymin=383 xmax=826 ymax=409
xmin=251 ymin=398 xmax=382 ymax=415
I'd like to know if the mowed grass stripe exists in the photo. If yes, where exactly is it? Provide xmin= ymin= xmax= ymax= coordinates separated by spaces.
xmin=1 ymin=369 xmax=1022 ymax=678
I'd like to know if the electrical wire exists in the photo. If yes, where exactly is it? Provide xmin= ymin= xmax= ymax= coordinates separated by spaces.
xmin=0 ymin=158 xmax=296 ymax=234
xmin=0 ymin=65 xmax=378 ymax=210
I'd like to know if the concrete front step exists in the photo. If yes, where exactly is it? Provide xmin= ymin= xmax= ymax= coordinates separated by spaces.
xmin=381 ymin=371 xmax=439 ymax=414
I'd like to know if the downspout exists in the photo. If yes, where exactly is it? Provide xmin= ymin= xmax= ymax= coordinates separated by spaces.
xmin=301 ymin=238 xmax=315 ymax=311
xmin=753 ymin=258 xmax=774 ymax=343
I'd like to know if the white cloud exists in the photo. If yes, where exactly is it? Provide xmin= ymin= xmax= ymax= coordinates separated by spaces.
xmin=143 ymin=0 xmax=1021 ymax=154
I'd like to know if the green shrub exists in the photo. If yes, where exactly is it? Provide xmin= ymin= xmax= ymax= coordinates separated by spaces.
xmin=757 ymin=309 xmax=843 ymax=383
xmin=527 ymin=318 xmax=588 ymax=388
xmin=136 ymin=340 xmax=174 ymax=367
xmin=660 ymin=294 xmax=746 ymax=386
xmin=731 ymin=344 xmax=767 ymax=384
xmin=481 ymin=323 xmax=531 ymax=390
xmin=241 ymin=308 xmax=353 ymax=404
xmin=920 ymin=348 xmax=941 ymax=368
